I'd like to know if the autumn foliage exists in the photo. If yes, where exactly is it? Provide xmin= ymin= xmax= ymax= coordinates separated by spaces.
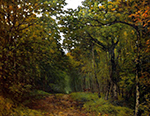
xmin=0 ymin=0 xmax=150 ymax=116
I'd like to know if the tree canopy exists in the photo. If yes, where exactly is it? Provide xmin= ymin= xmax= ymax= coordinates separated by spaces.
xmin=0 ymin=0 xmax=150 ymax=115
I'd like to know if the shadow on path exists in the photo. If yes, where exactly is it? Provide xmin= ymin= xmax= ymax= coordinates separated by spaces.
xmin=27 ymin=94 xmax=95 ymax=116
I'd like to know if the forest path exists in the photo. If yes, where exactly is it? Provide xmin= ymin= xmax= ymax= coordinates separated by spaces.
xmin=27 ymin=94 xmax=95 ymax=116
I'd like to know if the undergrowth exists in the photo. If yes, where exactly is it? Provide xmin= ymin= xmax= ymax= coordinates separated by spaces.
xmin=22 ymin=89 xmax=50 ymax=105
xmin=0 ymin=95 xmax=45 ymax=116
xmin=0 ymin=96 xmax=13 ymax=116
xmin=0 ymin=90 xmax=50 ymax=116
xmin=70 ymin=92 xmax=134 ymax=116
xmin=1 ymin=91 xmax=135 ymax=116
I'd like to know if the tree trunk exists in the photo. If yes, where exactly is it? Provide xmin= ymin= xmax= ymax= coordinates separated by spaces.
xmin=113 ymin=83 xmax=118 ymax=100
xmin=109 ymin=48 xmax=118 ymax=100
xmin=83 ymin=76 xmax=86 ymax=92
xmin=105 ymin=89 xmax=109 ymax=100
xmin=134 ymin=27 xmax=142 ymax=116
xmin=89 ymin=77 xmax=94 ymax=93
xmin=105 ymin=53 xmax=111 ymax=100
xmin=108 ymin=38 xmax=119 ymax=100
xmin=135 ymin=59 xmax=140 ymax=116
xmin=92 ymin=43 xmax=101 ymax=98
xmin=105 ymin=80 xmax=110 ymax=100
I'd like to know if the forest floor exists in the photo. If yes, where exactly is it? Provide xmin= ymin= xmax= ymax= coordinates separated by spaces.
xmin=27 ymin=94 xmax=96 ymax=116
xmin=0 ymin=91 xmax=134 ymax=115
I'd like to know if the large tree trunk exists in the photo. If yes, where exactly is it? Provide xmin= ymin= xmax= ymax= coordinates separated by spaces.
xmin=109 ymin=48 xmax=118 ymax=100
xmin=92 ymin=43 xmax=101 ymax=98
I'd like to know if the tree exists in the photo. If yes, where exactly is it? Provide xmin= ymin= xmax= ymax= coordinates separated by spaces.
xmin=0 ymin=0 xmax=67 ymax=98
xmin=59 ymin=0 xmax=129 ymax=100
xmin=60 ymin=0 xmax=150 ymax=115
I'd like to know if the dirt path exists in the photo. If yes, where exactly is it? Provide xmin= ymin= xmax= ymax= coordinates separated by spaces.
xmin=27 ymin=94 xmax=95 ymax=116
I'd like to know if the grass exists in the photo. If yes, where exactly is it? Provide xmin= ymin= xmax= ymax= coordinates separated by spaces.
xmin=0 ymin=90 xmax=51 ymax=116
xmin=21 ymin=89 xmax=50 ymax=105
xmin=70 ymin=92 xmax=134 ymax=116
xmin=11 ymin=106 xmax=45 ymax=116
xmin=0 ymin=95 xmax=45 ymax=116
xmin=0 ymin=91 xmax=134 ymax=116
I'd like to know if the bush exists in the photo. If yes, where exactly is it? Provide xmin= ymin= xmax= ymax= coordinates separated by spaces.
xmin=21 ymin=90 xmax=50 ymax=106
xmin=0 ymin=96 xmax=14 ymax=116
xmin=0 ymin=91 xmax=49 ymax=116
xmin=70 ymin=92 xmax=133 ymax=116
xmin=11 ymin=106 xmax=44 ymax=116
xmin=8 ymin=83 xmax=32 ymax=102
xmin=139 ymin=93 xmax=150 ymax=116
xmin=83 ymin=98 xmax=133 ymax=116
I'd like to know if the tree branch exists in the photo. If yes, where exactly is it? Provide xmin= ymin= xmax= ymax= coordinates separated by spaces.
xmin=109 ymin=20 xmax=140 ymax=37
xmin=85 ymin=30 xmax=107 ymax=51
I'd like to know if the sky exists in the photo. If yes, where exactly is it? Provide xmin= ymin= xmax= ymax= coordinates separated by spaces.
xmin=60 ymin=0 xmax=83 ymax=41
xmin=61 ymin=0 xmax=84 ymax=53
xmin=64 ymin=0 xmax=83 ymax=9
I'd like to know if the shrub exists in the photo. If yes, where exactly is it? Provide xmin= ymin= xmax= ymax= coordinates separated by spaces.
xmin=11 ymin=106 xmax=44 ymax=116
xmin=83 ymin=98 xmax=133 ymax=116
xmin=0 ymin=96 xmax=14 ymax=116
xmin=70 ymin=92 xmax=133 ymax=116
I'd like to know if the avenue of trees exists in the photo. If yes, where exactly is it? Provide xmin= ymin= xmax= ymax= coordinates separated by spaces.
xmin=0 ymin=0 xmax=150 ymax=115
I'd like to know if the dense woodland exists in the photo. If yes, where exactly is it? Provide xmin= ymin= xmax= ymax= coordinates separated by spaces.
xmin=0 ymin=0 xmax=150 ymax=116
